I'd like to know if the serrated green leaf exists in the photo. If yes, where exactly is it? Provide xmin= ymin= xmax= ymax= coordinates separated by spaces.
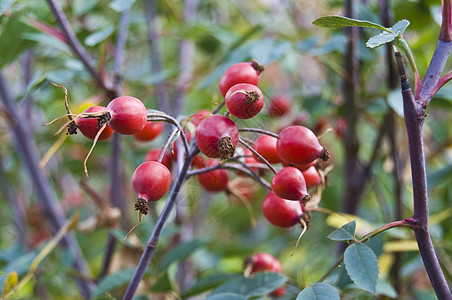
xmin=312 ymin=16 xmax=392 ymax=33
xmin=327 ymin=220 xmax=356 ymax=241
xmin=204 ymin=293 xmax=247 ymax=300
xmin=110 ymin=0 xmax=136 ymax=12
xmin=157 ymin=239 xmax=206 ymax=271
xmin=344 ymin=243 xmax=379 ymax=294
xmin=366 ymin=32 xmax=397 ymax=48
xmin=391 ymin=20 xmax=410 ymax=35
xmin=211 ymin=272 xmax=286 ymax=297
xmin=94 ymin=268 xmax=149 ymax=297
xmin=296 ymin=282 xmax=340 ymax=300
xmin=84 ymin=26 xmax=114 ymax=47
xmin=182 ymin=273 xmax=239 ymax=298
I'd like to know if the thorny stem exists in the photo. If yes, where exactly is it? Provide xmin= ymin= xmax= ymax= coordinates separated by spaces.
xmin=123 ymin=144 xmax=200 ymax=300
xmin=395 ymin=52 xmax=452 ymax=299
xmin=238 ymin=138 xmax=277 ymax=174
xmin=237 ymin=127 xmax=279 ymax=138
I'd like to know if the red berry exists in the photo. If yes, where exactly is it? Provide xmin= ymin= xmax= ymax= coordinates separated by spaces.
xmin=277 ymin=126 xmax=329 ymax=165
xmin=235 ymin=148 xmax=260 ymax=176
xmin=219 ymin=61 xmax=264 ymax=97
xmin=106 ymin=96 xmax=147 ymax=135
xmin=249 ymin=252 xmax=282 ymax=273
xmin=133 ymin=121 xmax=163 ymax=142
xmin=198 ymin=159 xmax=229 ymax=192
xmin=268 ymin=94 xmax=291 ymax=117
xmin=302 ymin=166 xmax=322 ymax=188
xmin=271 ymin=167 xmax=309 ymax=201
xmin=131 ymin=161 xmax=171 ymax=202
xmin=262 ymin=192 xmax=303 ymax=228
xmin=225 ymin=83 xmax=264 ymax=119
xmin=195 ymin=115 xmax=239 ymax=160
xmin=144 ymin=148 xmax=173 ymax=170
xmin=252 ymin=135 xmax=281 ymax=164
xmin=246 ymin=253 xmax=286 ymax=297
xmin=77 ymin=106 xmax=114 ymax=141
xmin=190 ymin=110 xmax=211 ymax=127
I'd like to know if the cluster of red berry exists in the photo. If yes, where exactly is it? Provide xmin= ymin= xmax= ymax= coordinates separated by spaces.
xmin=58 ymin=60 xmax=331 ymax=298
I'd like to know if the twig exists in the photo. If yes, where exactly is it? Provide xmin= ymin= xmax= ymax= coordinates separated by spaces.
xmin=238 ymin=138 xmax=277 ymax=174
xmin=395 ymin=52 xmax=452 ymax=299
xmin=44 ymin=0 xmax=114 ymax=95
xmin=237 ymin=127 xmax=279 ymax=138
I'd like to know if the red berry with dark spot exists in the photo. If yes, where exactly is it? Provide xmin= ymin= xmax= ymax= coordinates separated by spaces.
xmin=219 ymin=61 xmax=264 ymax=97
xmin=302 ymin=166 xmax=322 ymax=188
xmin=195 ymin=115 xmax=239 ymax=160
xmin=277 ymin=125 xmax=329 ymax=165
xmin=106 ymin=96 xmax=147 ymax=135
xmin=271 ymin=166 xmax=310 ymax=202
xmin=144 ymin=148 xmax=173 ymax=170
xmin=77 ymin=106 xmax=114 ymax=141
xmin=133 ymin=121 xmax=163 ymax=142
xmin=262 ymin=192 xmax=303 ymax=228
xmin=131 ymin=161 xmax=171 ymax=202
xmin=198 ymin=159 xmax=229 ymax=192
xmin=252 ymin=135 xmax=281 ymax=164
xmin=225 ymin=83 xmax=264 ymax=119
xmin=268 ymin=94 xmax=291 ymax=117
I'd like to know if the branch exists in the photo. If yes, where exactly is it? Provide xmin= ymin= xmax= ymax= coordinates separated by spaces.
xmin=395 ymin=52 xmax=452 ymax=299
xmin=237 ymin=127 xmax=279 ymax=138
xmin=145 ymin=0 xmax=171 ymax=114
xmin=440 ymin=0 xmax=452 ymax=42
xmin=45 ymin=0 xmax=114 ymax=95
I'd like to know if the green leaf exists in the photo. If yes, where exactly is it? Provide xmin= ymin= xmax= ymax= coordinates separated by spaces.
xmin=391 ymin=20 xmax=410 ymax=35
xmin=84 ymin=26 xmax=114 ymax=47
xmin=376 ymin=281 xmax=397 ymax=298
xmin=211 ymin=272 xmax=286 ymax=297
xmin=182 ymin=273 xmax=239 ymax=298
xmin=110 ymin=0 xmax=136 ymax=12
xmin=0 ymin=18 xmax=38 ymax=70
xmin=327 ymin=220 xmax=356 ymax=241
xmin=204 ymin=293 xmax=247 ymax=300
xmin=157 ymin=239 xmax=206 ymax=271
xmin=94 ymin=268 xmax=148 ymax=297
xmin=150 ymin=272 xmax=173 ymax=292
xmin=344 ymin=243 xmax=379 ymax=294
xmin=312 ymin=16 xmax=392 ymax=33
xmin=296 ymin=282 xmax=340 ymax=300
xmin=366 ymin=32 xmax=397 ymax=48
xmin=387 ymin=89 xmax=404 ymax=117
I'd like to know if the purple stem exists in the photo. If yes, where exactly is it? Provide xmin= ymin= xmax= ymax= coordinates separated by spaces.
xmin=419 ymin=40 xmax=452 ymax=107
xmin=122 ymin=144 xmax=200 ymax=299
xmin=45 ymin=0 xmax=114 ymax=95
xmin=99 ymin=9 xmax=131 ymax=279
xmin=0 ymin=74 xmax=94 ymax=299
xmin=395 ymin=52 xmax=452 ymax=299
xmin=173 ymin=0 xmax=198 ymax=116
xmin=145 ymin=0 xmax=171 ymax=114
